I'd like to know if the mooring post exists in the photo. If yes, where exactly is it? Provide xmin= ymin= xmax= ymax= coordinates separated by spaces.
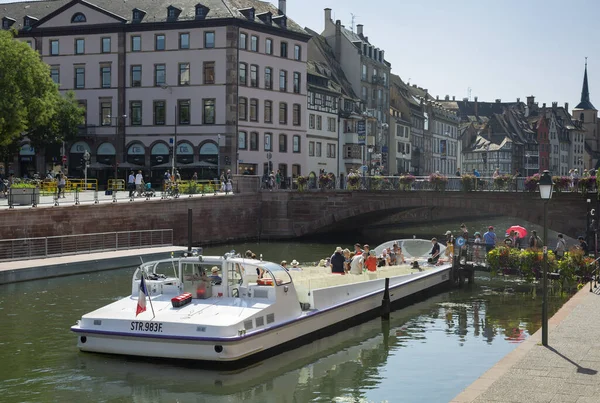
xmin=381 ymin=277 xmax=391 ymax=320
xmin=187 ymin=208 xmax=192 ymax=252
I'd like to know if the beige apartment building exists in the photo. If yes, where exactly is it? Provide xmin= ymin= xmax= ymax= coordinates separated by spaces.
xmin=3 ymin=0 xmax=309 ymax=182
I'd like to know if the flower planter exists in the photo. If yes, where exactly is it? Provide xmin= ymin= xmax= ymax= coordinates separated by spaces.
xmin=10 ymin=188 xmax=40 ymax=205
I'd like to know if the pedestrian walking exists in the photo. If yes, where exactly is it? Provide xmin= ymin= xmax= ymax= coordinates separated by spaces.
xmin=555 ymin=234 xmax=567 ymax=258
xmin=128 ymin=171 xmax=135 ymax=197
xmin=57 ymin=173 xmax=66 ymax=198
xmin=483 ymin=226 xmax=497 ymax=252
xmin=135 ymin=170 xmax=143 ymax=196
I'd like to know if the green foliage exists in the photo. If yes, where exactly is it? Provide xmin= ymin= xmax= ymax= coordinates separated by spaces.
xmin=493 ymin=174 xmax=513 ymax=190
xmin=10 ymin=182 xmax=38 ymax=189
xmin=461 ymin=174 xmax=476 ymax=191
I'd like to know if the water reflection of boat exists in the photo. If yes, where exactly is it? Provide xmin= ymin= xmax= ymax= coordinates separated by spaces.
xmin=71 ymin=240 xmax=452 ymax=366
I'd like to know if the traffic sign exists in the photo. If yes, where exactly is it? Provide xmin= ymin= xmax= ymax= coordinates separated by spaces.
xmin=456 ymin=236 xmax=465 ymax=247
xmin=62 ymin=155 xmax=67 ymax=163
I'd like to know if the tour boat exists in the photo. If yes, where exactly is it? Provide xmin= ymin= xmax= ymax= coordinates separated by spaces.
xmin=71 ymin=239 xmax=452 ymax=366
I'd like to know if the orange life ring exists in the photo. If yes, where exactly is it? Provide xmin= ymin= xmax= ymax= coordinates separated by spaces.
xmin=257 ymin=278 xmax=273 ymax=286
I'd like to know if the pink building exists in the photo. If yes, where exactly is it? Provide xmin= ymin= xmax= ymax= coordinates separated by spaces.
xmin=3 ymin=0 xmax=308 ymax=182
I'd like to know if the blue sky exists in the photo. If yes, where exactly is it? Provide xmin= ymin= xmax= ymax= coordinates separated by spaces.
xmin=2 ymin=0 xmax=597 ymax=109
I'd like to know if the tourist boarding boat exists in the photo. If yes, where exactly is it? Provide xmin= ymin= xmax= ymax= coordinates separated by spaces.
xmin=71 ymin=239 xmax=452 ymax=365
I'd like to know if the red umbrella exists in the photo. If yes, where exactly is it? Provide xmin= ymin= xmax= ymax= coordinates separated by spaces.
xmin=507 ymin=225 xmax=527 ymax=238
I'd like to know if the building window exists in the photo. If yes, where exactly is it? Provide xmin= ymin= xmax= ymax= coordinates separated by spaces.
xmin=293 ymin=135 xmax=300 ymax=153
xmin=238 ymin=131 xmax=247 ymax=150
xmin=279 ymin=103 xmax=287 ymax=124
xmin=279 ymin=134 xmax=287 ymax=152
xmin=74 ymin=67 xmax=85 ymax=89
xmin=250 ymin=65 xmax=258 ymax=87
xmin=264 ymin=133 xmax=272 ymax=151
xmin=250 ymin=35 xmax=258 ymax=52
xmin=266 ymin=38 xmax=273 ymax=55
xmin=328 ymin=117 xmax=336 ymax=132
xmin=131 ymin=36 xmax=141 ymax=52
xmin=204 ymin=31 xmax=215 ymax=48
xmin=309 ymin=114 xmax=315 ymax=129
xmin=279 ymin=70 xmax=287 ymax=92
xmin=100 ymin=66 xmax=111 ymax=88
xmin=239 ymin=62 xmax=247 ymax=86
xmin=75 ymin=38 xmax=85 ymax=54
xmin=154 ymin=101 xmax=166 ymax=125
xmin=294 ymin=44 xmax=301 ymax=61
xmin=195 ymin=5 xmax=206 ymax=18
xmin=238 ymin=97 xmax=248 ymax=121
xmin=361 ymin=64 xmax=367 ymax=81
xmin=250 ymin=99 xmax=258 ymax=122
xmin=131 ymin=65 xmax=142 ymax=87
xmin=178 ymin=100 xmax=190 ymax=125
xmin=50 ymin=39 xmax=59 ymax=55
xmin=264 ymin=100 xmax=272 ymax=123
xmin=265 ymin=67 xmax=273 ymax=90
xmin=239 ymin=32 xmax=247 ymax=50
xmin=327 ymin=143 xmax=336 ymax=158
xmin=203 ymin=99 xmax=215 ymax=124
xmin=293 ymin=72 xmax=300 ymax=94
xmin=293 ymin=104 xmax=301 ymax=126
xmin=130 ymin=101 xmax=142 ymax=125
xmin=100 ymin=102 xmax=112 ymax=126
xmin=154 ymin=64 xmax=166 ymax=86
xmin=316 ymin=116 xmax=322 ymax=130
xmin=316 ymin=142 xmax=322 ymax=157
xmin=250 ymin=132 xmax=259 ymax=151
xmin=179 ymin=33 xmax=190 ymax=49
xmin=178 ymin=63 xmax=190 ymax=85
xmin=309 ymin=141 xmax=315 ymax=156
xmin=101 ymin=37 xmax=111 ymax=53
xmin=155 ymin=34 xmax=165 ymax=51
xmin=71 ymin=12 xmax=86 ymax=23
xmin=50 ymin=66 xmax=59 ymax=84
xmin=203 ymin=62 xmax=215 ymax=84
xmin=280 ymin=42 xmax=288 ymax=58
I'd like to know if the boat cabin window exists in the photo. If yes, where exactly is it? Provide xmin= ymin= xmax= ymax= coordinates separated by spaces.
xmin=139 ymin=261 xmax=179 ymax=280
xmin=181 ymin=263 xmax=222 ymax=283
xmin=262 ymin=263 xmax=292 ymax=286
xmin=228 ymin=263 xmax=243 ymax=287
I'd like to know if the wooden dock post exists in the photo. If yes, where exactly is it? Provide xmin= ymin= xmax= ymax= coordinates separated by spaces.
xmin=381 ymin=278 xmax=391 ymax=320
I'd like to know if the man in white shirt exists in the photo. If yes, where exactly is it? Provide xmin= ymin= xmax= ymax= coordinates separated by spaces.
xmin=135 ymin=170 xmax=143 ymax=196
xmin=128 ymin=171 xmax=135 ymax=197
xmin=350 ymin=253 xmax=364 ymax=274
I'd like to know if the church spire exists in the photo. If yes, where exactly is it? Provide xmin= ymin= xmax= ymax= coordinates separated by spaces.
xmin=576 ymin=57 xmax=596 ymax=110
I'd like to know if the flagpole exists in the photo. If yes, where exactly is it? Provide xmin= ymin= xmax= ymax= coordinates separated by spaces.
xmin=142 ymin=271 xmax=156 ymax=321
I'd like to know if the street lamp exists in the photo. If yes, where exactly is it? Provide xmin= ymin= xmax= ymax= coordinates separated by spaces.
xmin=108 ymin=114 xmax=127 ymax=182
xmin=83 ymin=150 xmax=90 ymax=189
xmin=525 ymin=153 xmax=530 ymax=177
xmin=367 ymin=145 xmax=374 ymax=175
xmin=538 ymin=170 xmax=554 ymax=347
xmin=160 ymin=85 xmax=178 ymax=179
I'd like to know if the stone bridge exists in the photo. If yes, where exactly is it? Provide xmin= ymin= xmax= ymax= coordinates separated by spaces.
xmin=259 ymin=190 xmax=591 ymax=240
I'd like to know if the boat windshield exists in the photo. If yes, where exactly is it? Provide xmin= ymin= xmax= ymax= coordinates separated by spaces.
xmin=137 ymin=260 xmax=179 ymax=280
xmin=262 ymin=262 xmax=291 ymax=286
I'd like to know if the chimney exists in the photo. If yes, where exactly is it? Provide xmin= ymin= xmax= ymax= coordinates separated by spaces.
xmin=552 ymin=102 xmax=557 ymax=111
xmin=565 ymin=102 xmax=569 ymax=111
xmin=324 ymin=8 xmax=331 ymax=25
xmin=526 ymin=95 xmax=535 ymax=109
xmin=436 ymin=95 xmax=439 ymax=100
xmin=542 ymin=103 xmax=546 ymax=117
xmin=381 ymin=50 xmax=384 ymax=62
xmin=445 ymin=95 xmax=450 ymax=101
xmin=474 ymin=96 xmax=478 ymax=117
xmin=334 ymin=20 xmax=342 ymax=62
xmin=495 ymin=99 xmax=501 ymax=103
xmin=462 ymin=97 xmax=468 ymax=101
xmin=517 ymin=97 xmax=520 ymax=103
xmin=357 ymin=24 xmax=363 ymax=35
xmin=452 ymin=96 xmax=455 ymax=101
xmin=278 ymin=0 xmax=286 ymax=15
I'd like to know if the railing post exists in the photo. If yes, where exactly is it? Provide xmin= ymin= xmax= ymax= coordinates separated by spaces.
xmin=8 ymin=189 xmax=13 ymax=209
xmin=115 ymin=232 xmax=118 ymax=250
xmin=45 ymin=237 xmax=48 ymax=257
xmin=31 ymin=188 xmax=37 ymax=207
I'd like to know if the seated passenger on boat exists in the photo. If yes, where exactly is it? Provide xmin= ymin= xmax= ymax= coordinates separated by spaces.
xmin=331 ymin=247 xmax=346 ymax=274
xmin=209 ymin=266 xmax=222 ymax=284
xmin=280 ymin=260 xmax=288 ymax=270
xmin=365 ymin=250 xmax=377 ymax=272
xmin=290 ymin=259 xmax=302 ymax=271
xmin=350 ymin=252 xmax=364 ymax=274
xmin=428 ymin=238 xmax=440 ymax=264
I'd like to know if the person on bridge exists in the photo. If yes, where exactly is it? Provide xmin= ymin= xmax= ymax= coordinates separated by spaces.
xmin=483 ymin=226 xmax=497 ymax=252
xmin=555 ymin=234 xmax=567 ymax=258
xmin=578 ymin=236 xmax=589 ymax=255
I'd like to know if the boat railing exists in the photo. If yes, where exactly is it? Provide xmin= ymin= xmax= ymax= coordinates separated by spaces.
xmin=0 ymin=229 xmax=174 ymax=262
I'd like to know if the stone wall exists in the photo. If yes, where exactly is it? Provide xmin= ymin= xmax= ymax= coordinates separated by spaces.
xmin=0 ymin=195 xmax=260 ymax=246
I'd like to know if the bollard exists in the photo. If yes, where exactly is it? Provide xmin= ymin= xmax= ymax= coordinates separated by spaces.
xmin=381 ymin=278 xmax=391 ymax=320
xmin=94 ymin=189 xmax=99 ymax=204
xmin=112 ymin=190 xmax=117 ymax=203
xmin=53 ymin=191 xmax=59 ymax=207
xmin=31 ymin=189 xmax=37 ymax=207
xmin=75 ymin=187 xmax=80 ymax=205
xmin=8 ymin=190 xmax=14 ymax=209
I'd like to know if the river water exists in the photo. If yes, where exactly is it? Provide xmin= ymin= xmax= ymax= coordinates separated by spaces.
xmin=0 ymin=217 xmax=575 ymax=403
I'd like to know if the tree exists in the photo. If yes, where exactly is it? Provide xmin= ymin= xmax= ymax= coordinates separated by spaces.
xmin=27 ymin=91 xmax=84 ymax=152
xmin=0 ymin=30 xmax=58 ymax=146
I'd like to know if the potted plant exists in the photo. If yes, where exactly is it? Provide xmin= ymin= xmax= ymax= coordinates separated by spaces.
xmin=370 ymin=175 xmax=383 ymax=190
xmin=9 ymin=182 xmax=40 ymax=205
xmin=296 ymin=175 xmax=307 ymax=192
xmin=428 ymin=173 xmax=448 ymax=191
xmin=493 ymin=174 xmax=512 ymax=190
xmin=347 ymin=172 xmax=360 ymax=190
xmin=551 ymin=176 xmax=570 ymax=192
xmin=579 ymin=176 xmax=596 ymax=194
xmin=460 ymin=174 xmax=476 ymax=192
xmin=524 ymin=174 xmax=540 ymax=192
xmin=398 ymin=174 xmax=415 ymax=191
xmin=318 ymin=173 xmax=331 ymax=189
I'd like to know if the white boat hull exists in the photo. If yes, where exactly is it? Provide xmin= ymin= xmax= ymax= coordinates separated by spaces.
xmin=72 ymin=265 xmax=451 ymax=364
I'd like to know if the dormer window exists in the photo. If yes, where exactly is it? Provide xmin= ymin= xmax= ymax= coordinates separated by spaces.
xmin=167 ymin=5 xmax=181 ymax=21
xmin=132 ymin=8 xmax=146 ymax=23
xmin=272 ymin=15 xmax=287 ymax=28
xmin=239 ymin=7 xmax=255 ymax=20
xmin=23 ymin=16 xmax=38 ymax=28
xmin=2 ymin=17 xmax=15 ymax=30
xmin=195 ymin=4 xmax=209 ymax=19
xmin=256 ymin=12 xmax=272 ymax=24
xmin=71 ymin=13 xmax=86 ymax=23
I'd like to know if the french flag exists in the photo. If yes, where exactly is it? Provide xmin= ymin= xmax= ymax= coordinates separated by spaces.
xmin=136 ymin=276 xmax=148 ymax=316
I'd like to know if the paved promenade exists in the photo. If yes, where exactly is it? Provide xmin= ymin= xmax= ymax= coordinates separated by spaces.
xmin=452 ymin=285 xmax=600 ymax=403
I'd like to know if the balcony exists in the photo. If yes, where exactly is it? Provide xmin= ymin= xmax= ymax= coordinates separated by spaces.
xmin=78 ymin=125 xmax=97 ymax=136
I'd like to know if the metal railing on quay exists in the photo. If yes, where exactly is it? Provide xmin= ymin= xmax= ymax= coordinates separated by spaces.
xmin=0 ymin=229 xmax=174 ymax=262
